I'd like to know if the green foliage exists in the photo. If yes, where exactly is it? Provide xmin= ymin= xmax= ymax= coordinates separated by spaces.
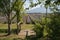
xmin=33 ymin=17 xmax=48 ymax=38
xmin=32 ymin=13 xmax=60 ymax=40
xmin=33 ymin=22 xmax=43 ymax=38
xmin=13 ymin=0 xmax=26 ymax=23
xmin=0 ymin=0 xmax=11 ymax=14
xmin=32 ymin=15 xmax=52 ymax=39
xmin=45 ymin=0 xmax=51 ymax=6
xmin=29 ymin=0 xmax=35 ymax=7
xmin=13 ymin=0 xmax=24 ymax=11
xmin=0 ymin=0 xmax=12 ymax=35
xmin=47 ymin=13 xmax=60 ymax=40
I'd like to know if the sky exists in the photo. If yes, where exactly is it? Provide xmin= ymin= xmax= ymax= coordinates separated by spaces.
xmin=24 ymin=0 xmax=51 ymax=13
xmin=24 ymin=0 xmax=60 ymax=13
xmin=24 ymin=0 xmax=38 ymax=8
xmin=26 ymin=5 xmax=52 ymax=13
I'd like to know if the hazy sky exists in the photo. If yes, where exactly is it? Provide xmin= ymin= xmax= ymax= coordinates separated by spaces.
xmin=24 ymin=0 xmax=51 ymax=13
xmin=24 ymin=0 xmax=38 ymax=8
xmin=24 ymin=0 xmax=60 ymax=13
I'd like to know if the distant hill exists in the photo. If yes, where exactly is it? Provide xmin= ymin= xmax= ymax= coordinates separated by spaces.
xmin=26 ymin=6 xmax=52 ymax=13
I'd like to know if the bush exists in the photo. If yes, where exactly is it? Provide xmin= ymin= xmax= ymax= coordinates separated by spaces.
xmin=33 ymin=23 xmax=43 ymax=38
xmin=47 ymin=13 xmax=60 ymax=40
xmin=33 ymin=17 xmax=51 ymax=39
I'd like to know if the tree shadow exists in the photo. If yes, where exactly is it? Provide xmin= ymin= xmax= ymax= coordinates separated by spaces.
xmin=13 ymin=38 xmax=24 ymax=40
xmin=0 ymin=34 xmax=8 ymax=37
xmin=0 ymin=29 xmax=17 ymax=37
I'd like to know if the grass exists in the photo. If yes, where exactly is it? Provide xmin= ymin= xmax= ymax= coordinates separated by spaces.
xmin=0 ymin=23 xmax=34 ymax=30
xmin=0 ymin=23 xmax=17 ymax=33
xmin=0 ymin=23 xmax=34 ymax=33
xmin=0 ymin=23 xmax=33 ymax=29
xmin=0 ymin=23 xmax=34 ymax=40
xmin=21 ymin=24 xmax=34 ymax=30
xmin=0 ymin=34 xmax=23 ymax=40
xmin=0 ymin=23 xmax=17 ymax=29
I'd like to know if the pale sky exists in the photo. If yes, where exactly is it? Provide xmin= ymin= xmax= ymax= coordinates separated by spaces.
xmin=24 ymin=0 xmax=38 ymax=8
xmin=24 ymin=0 xmax=51 ymax=13
xmin=24 ymin=0 xmax=60 ymax=13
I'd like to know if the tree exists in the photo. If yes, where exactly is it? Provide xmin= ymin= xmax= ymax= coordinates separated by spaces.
xmin=29 ymin=0 xmax=41 ymax=8
xmin=29 ymin=0 xmax=35 ymax=8
xmin=0 ymin=0 xmax=12 ymax=35
xmin=45 ymin=0 xmax=51 ymax=23
xmin=46 ymin=0 xmax=60 ymax=40
xmin=12 ymin=0 xmax=26 ymax=34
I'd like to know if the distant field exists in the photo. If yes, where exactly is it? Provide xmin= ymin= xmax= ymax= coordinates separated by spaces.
xmin=0 ymin=23 xmax=34 ymax=30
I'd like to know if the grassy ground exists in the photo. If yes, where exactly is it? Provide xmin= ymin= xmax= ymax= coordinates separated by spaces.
xmin=21 ymin=24 xmax=34 ymax=30
xmin=0 ymin=23 xmax=17 ymax=29
xmin=0 ymin=23 xmax=34 ymax=40
xmin=0 ymin=23 xmax=55 ymax=40
xmin=0 ymin=23 xmax=33 ymax=30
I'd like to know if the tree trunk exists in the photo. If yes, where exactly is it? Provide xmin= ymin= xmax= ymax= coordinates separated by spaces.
xmin=7 ymin=13 xmax=11 ymax=35
xmin=17 ymin=20 xmax=19 ymax=34
xmin=45 ymin=7 xmax=47 ymax=24
xmin=16 ymin=11 xmax=21 ymax=34
xmin=16 ymin=17 xmax=21 ymax=34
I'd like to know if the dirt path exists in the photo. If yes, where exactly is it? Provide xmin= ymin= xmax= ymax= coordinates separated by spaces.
xmin=18 ymin=29 xmax=36 ymax=39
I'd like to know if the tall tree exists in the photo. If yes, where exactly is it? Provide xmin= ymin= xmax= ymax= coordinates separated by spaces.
xmin=12 ymin=0 xmax=26 ymax=34
xmin=0 ymin=0 xmax=12 ymax=35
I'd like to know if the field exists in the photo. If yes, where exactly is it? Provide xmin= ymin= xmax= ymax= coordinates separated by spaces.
xmin=0 ymin=23 xmax=33 ymax=30
xmin=0 ymin=23 xmax=34 ymax=40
